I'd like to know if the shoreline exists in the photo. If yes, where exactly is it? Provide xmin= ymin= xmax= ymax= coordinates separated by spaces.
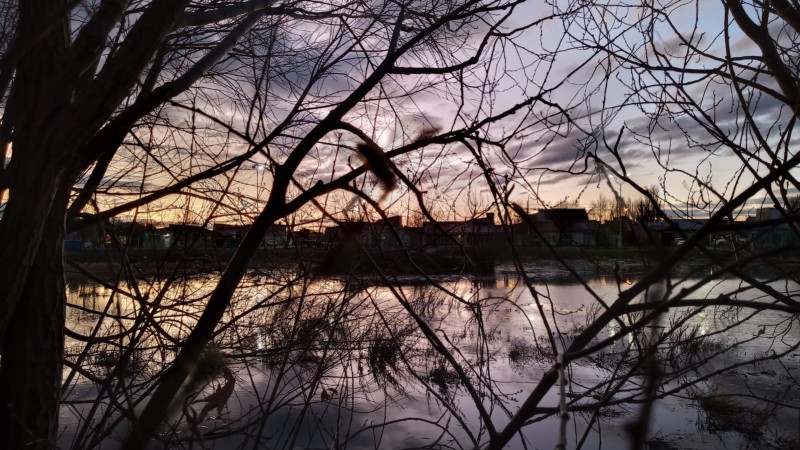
xmin=64 ymin=245 xmax=798 ymax=282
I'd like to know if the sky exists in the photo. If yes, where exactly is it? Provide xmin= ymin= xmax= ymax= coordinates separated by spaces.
xmin=76 ymin=0 xmax=800 ymax=226
xmin=452 ymin=0 xmax=800 ymax=219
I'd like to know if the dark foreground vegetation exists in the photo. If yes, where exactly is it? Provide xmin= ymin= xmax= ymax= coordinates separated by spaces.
xmin=1 ymin=0 xmax=799 ymax=449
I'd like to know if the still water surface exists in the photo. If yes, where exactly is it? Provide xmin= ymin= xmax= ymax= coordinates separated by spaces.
xmin=59 ymin=263 xmax=799 ymax=449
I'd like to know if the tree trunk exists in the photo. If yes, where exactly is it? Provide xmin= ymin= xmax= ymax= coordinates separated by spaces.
xmin=0 ymin=183 xmax=68 ymax=449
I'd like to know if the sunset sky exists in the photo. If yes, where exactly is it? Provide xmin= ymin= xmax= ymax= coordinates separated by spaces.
xmin=81 ymin=0 xmax=799 ymax=226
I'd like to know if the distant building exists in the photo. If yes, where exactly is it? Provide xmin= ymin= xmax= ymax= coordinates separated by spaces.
xmin=325 ymin=216 xmax=407 ymax=249
xmin=515 ymin=209 xmax=599 ymax=247
xmin=213 ymin=223 xmax=246 ymax=248
xmin=65 ymin=232 xmax=86 ymax=251
xmin=421 ymin=213 xmax=501 ymax=248
xmin=65 ymin=223 xmax=104 ymax=250
xmin=213 ymin=223 xmax=289 ymax=249
xmin=166 ymin=224 xmax=212 ymax=249
xmin=126 ymin=229 xmax=170 ymax=249
xmin=290 ymin=228 xmax=324 ymax=247
xmin=109 ymin=221 xmax=158 ymax=248
xmin=746 ymin=208 xmax=794 ymax=249
xmin=601 ymin=217 xmax=648 ymax=247
xmin=646 ymin=218 xmax=708 ymax=246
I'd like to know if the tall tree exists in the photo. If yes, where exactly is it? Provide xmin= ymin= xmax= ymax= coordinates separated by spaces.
xmin=0 ymin=0 xmax=538 ymax=447
xmin=1 ymin=0 xmax=799 ymax=449
xmin=589 ymin=193 xmax=611 ymax=222
xmin=632 ymin=186 xmax=662 ymax=225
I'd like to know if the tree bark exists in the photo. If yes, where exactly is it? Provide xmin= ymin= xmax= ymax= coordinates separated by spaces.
xmin=0 ymin=161 xmax=66 ymax=338
xmin=0 ymin=4 xmax=71 ymax=443
xmin=0 ymin=183 xmax=68 ymax=449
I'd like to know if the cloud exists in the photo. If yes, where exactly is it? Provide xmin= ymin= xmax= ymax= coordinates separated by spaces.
xmin=509 ymin=126 xmax=595 ymax=170
xmin=534 ymin=171 xmax=593 ymax=186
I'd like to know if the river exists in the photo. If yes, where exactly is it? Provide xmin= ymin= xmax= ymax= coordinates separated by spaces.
xmin=58 ymin=262 xmax=800 ymax=449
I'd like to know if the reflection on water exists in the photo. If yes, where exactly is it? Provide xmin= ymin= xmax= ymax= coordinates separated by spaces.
xmin=59 ymin=266 xmax=800 ymax=449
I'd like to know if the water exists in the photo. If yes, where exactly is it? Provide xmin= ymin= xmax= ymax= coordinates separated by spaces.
xmin=59 ymin=263 xmax=800 ymax=449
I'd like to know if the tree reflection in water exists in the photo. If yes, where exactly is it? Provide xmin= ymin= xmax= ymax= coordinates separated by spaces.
xmin=60 ymin=266 xmax=799 ymax=449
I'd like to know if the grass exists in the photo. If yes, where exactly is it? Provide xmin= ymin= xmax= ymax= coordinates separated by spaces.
xmin=645 ymin=435 xmax=682 ymax=450
xmin=697 ymin=392 xmax=775 ymax=438
xmin=507 ymin=338 xmax=553 ymax=369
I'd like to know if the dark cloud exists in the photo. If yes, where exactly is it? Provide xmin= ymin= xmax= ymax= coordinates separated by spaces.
xmin=533 ymin=171 xmax=593 ymax=186
xmin=510 ymin=127 xmax=595 ymax=171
